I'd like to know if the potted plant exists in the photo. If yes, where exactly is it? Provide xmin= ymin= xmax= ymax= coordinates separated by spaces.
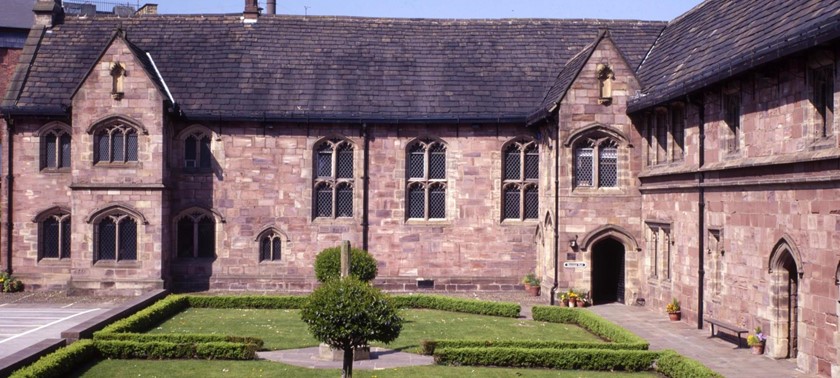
xmin=666 ymin=298 xmax=681 ymax=321
xmin=747 ymin=327 xmax=766 ymax=355
xmin=522 ymin=273 xmax=541 ymax=296
xmin=567 ymin=289 xmax=579 ymax=307
xmin=579 ymin=291 xmax=591 ymax=307
xmin=558 ymin=292 xmax=569 ymax=306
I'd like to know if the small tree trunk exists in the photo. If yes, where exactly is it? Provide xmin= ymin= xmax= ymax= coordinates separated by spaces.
xmin=342 ymin=346 xmax=353 ymax=378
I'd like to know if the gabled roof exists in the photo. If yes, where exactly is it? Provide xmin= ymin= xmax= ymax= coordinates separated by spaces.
xmin=3 ymin=15 xmax=665 ymax=122
xmin=0 ymin=0 xmax=35 ymax=30
xmin=629 ymin=0 xmax=840 ymax=113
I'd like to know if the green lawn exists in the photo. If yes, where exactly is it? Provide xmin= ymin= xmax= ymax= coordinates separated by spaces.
xmin=72 ymin=359 xmax=659 ymax=378
xmin=148 ymin=308 xmax=603 ymax=352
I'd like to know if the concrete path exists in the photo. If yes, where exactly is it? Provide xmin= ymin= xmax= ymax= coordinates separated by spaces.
xmin=257 ymin=347 xmax=434 ymax=370
xmin=0 ymin=303 xmax=110 ymax=359
xmin=589 ymin=303 xmax=813 ymax=378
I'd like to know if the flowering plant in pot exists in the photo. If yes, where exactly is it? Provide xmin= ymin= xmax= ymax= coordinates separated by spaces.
xmin=522 ymin=273 xmax=541 ymax=296
xmin=666 ymin=298 xmax=681 ymax=321
xmin=747 ymin=327 xmax=767 ymax=355
xmin=566 ymin=289 xmax=580 ymax=307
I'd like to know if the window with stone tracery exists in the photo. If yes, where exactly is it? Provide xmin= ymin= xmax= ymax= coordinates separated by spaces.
xmin=259 ymin=231 xmax=283 ymax=262
xmin=176 ymin=210 xmax=215 ymax=259
xmin=314 ymin=138 xmax=354 ymax=219
xmin=407 ymin=139 xmax=447 ymax=220
xmin=502 ymin=139 xmax=539 ymax=220
xmin=574 ymin=138 xmax=618 ymax=188
xmin=183 ymin=131 xmax=212 ymax=172
xmin=95 ymin=212 xmax=137 ymax=262
xmin=94 ymin=124 xmax=138 ymax=164
xmin=39 ymin=212 xmax=70 ymax=260
xmin=41 ymin=128 xmax=71 ymax=170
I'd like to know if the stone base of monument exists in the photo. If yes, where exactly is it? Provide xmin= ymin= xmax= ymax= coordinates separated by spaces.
xmin=318 ymin=343 xmax=371 ymax=361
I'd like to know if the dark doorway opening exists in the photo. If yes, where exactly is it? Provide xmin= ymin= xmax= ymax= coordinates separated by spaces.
xmin=781 ymin=253 xmax=799 ymax=359
xmin=591 ymin=238 xmax=625 ymax=305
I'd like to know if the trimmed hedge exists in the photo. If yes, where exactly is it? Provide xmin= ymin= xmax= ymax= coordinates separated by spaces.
xmin=99 ymin=295 xmax=189 ymax=334
xmin=94 ymin=340 xmax=256 ymax=360
xmin=531 ymin=306 xmax=647 ymax=346
xmin=392 ymin=295 xmax=520 ymax=318
xmin=10 ymin=340 xmax=98 ymax=378
xmin=185 ymin=295 xmax=307 ymax=309
xmin=93 ymin=332 xmax=264 ymax=349
xmin=656 ymin=350 xmax=724 ymax=378
xmin=420 ymin=339 xmax=646 ymax=355
xmin=434 ymin=347 xmax=660 ymax=371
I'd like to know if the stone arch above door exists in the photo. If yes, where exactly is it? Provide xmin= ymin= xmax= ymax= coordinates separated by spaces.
xmin=579 ymin=224 xmax=639 ymax=252
xmin=768 ymin=234 xmax=804 ymax=277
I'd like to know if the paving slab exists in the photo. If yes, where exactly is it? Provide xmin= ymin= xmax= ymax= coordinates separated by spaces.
xmin=589 ymin=303 xmax=815 ymax=378
xmin=0 ymin=304 xmax=109 ymax=359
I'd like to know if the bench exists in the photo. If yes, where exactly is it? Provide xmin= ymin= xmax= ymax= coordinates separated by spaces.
xmin=704 ymin=318 xmax=748 ymax=347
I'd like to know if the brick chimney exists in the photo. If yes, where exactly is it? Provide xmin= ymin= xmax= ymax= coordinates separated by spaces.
xmin=267 ymin=0 xmax=276 ymax=15
xmin=243 ymin=0 xmax=260 ymax=22
xmin=136 ymin=3 xmax=159 ymax=15
xmin=33 ymin=0 xmax=64 ymax=28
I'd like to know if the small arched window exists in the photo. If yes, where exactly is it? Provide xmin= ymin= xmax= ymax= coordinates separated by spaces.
xmin=95 ymin=213 xmax=137 ymax=261
xmin=183 ymin=131 xmax=212 ymax=172
xmin=38 ymin=211 xmax=70 ymax=260
xmin=41 ymin=127 xmax=71 ymax=170
xmin=260 ymin=231 xmax=283 ymax=262
xmin=175 ymin=210 xmax=216 ymax=259
xmin=94 ymin=125 xmax=138 ymax=164
xmin=407 ymin=139 xmax=447 ymax=220
xmin=313 ymin=138 xmax=354 ymax=219
xmin=502 ymin=139 xmax=538 ymax=220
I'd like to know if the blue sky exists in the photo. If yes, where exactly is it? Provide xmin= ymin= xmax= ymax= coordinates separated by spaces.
xmin=153 ymin=0 xmax=702 ymax=21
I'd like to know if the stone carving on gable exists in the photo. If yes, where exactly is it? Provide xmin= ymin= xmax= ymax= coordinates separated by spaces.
xmin=596 ymin=63 xmax=614 ymax=105
xmin=110 ymin=62 xmax=126 ymax=100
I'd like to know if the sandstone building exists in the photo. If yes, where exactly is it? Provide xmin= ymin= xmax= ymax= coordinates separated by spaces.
xmin=2 ymin=0 xmax=840 ymax=375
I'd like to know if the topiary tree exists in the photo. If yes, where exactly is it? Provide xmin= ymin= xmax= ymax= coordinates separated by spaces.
xmin=301 ymin=277 xmax=402 ymax=378
xmin=314 ymin=246 xmax=378 ymax=282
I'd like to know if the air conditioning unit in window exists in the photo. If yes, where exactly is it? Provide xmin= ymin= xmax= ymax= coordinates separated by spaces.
xmin=185 ymin=159 xmax=197 ymax=169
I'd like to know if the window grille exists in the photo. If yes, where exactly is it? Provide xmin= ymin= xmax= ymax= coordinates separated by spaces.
xmin=599 ymin=147 xmax=618 ymax=187
xmin=61 ymin=218 xmax=71 ymax=258
xmin=724 ymin=93 xmax=740 ymax=151
xmin=408 ymin=145 xmax=425 ymax=178
xmin=429 ymin=184 xmax=446 ymax=219
xmin=428 ymin=144 xmax=446 ymax=179
xmin=408 ymin=185 xmax=425 ymax=219
xmin=337 ymin=144 xmax=353 ymax=178
xmin=504 ymin=186 xmax=520 ymax=219
xmin=119 ymin=218 xmax=137 ymax=260
xmin=42 ymin=218 xmax=60 ymax=258
xmin=45 ymin=134 xmax=57 ymax=168
xmin=314 ymin=139 xmax=355 ymax=219
xmin=259 ymin=232 xmax=282 ymax=261
xmin=197 ymin=217 xmax=215 ymax=258
xmin=60 ymin=134 xmax=71 ymax=168
xmin=185 ymin=133 xmax=212 ymax=172
xmin=40 ymin=213 xmax=70 ymax=259
xmin=336 ymin=183 xmax=353 ymax=217
xmin=812 ymin=65 xmax=834 ymax=137
xmin=524 ymin=144 xmax=539 ymax=180
xmin=98 ymin=219 xmax=117 ymax=260
xmin=94 ymin=126 xmax=139 ymax=163
xmin=524 ymin=186 xmax=539 ymax=219
xmin=504 ymin=145 xmax=520 ymax=180
xmin=575 ymin=148 xmax=594 ymax=187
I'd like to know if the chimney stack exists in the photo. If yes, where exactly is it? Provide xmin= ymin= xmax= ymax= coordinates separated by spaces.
xmin=267 ymin=0 xmax=276 ymax=15
xmin=243 ymin=0 xmax=260 ymax=21
xmin=136 ymin=3 xmax=159 ymax=15
xmin=33 ymin=0 xmax=64 ymax=28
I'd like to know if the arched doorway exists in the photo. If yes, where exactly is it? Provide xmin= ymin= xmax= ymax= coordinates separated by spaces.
xmin=591 ymin=238 xmax=625 ymax=305
xmin=768 ymin=237 xmax=802 ymax=359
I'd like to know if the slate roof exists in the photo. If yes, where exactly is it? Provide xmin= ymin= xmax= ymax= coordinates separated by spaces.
xmin=0 ymin=0 xmax=35 ymax=30
xmin=629 ymin=0 xmax=840 ymax=113
xmin=3 ymin=15 xmax=665 ymax=121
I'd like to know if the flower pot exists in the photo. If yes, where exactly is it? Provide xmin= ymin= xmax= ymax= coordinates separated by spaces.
xmin=569 ymin=299 xmax=577 ymax=308
xmin=524 ymin=284 xmax=540 ymax=296
xmin=561 ymin=299 xmax=569 ymax=307
xmin=751 ymin=344 xmax=765 ymax=355
xmin=668 ymin=312 xmax=681 ymax=321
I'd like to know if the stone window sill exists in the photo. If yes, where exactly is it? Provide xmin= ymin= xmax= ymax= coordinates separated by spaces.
xmin=312 ymin=217 xmax=357 ymax=224
xmin=37 ymin=258 xmax=71 ymax=266
xmin=500 ymin=219 xmax=539 ymax=225
xmin=93 ymin=162 xmax=141 ymax=168
xmin=405 ymin=219 xmax=450 ymax=226
xmin=40 ymin=168 xmax=71 ymax=174
xmin=93 ymin=260 xmax=142 ymax=268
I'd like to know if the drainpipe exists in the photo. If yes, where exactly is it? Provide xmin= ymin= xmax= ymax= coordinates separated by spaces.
xmin=361 ymin=123 xmax=370 ymax=251
xmin=694 ymin=97 xmax=706 ymax=330
xmin=4 ymin=116 xmax=13 ymax=274
xmin=550 ymin=113 xmax=560 ymax=305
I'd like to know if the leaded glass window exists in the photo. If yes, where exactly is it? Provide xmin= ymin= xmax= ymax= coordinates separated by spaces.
xmin=42 ymin=128 xmax=71 ymax=170
xmin=96 ymin=213 xmax=137 ymax=261
xmin=502 ymin=139 xmax=539 ymax=221
xmin=184 ymin=131 xmax=212 ymax=172
xmin=94 ymin=125 xmax=139 ymax=164
xmin=574 ymin=137 xmax=620 ymax=189
xmin=812 ymin=65 xmax=834 ymax=138
xmin=575 ymin=148 xmax=594 ymax=187
xmin=406 ymin=139 xmax=447 ymax=220
xmin=40 ymin=213 xmax=70 ymax=259
xmin=724 ymin=93 xmax=740 ymax=152
xmin=598 ymin=147 xmax=617 ymax=187
xmin=259 ymin=231 xmax=283 ymax=262
xmin=176 ymin=211 xmax=216 ymax=259
xmin=313 ymin=138 xmax=355 ymax=219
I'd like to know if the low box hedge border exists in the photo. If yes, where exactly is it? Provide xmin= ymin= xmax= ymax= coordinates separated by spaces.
xmin=10 ymin=340 xmax=98 ymax=378
xmin=391 ymin=294 xmax=520 ymax=318
xmin=94 ymin=332 xmax=264 ymax=350
xmin=656 ymin=350 xmax=724 ymax=378
xmin=94 ymin=340 xmax=257 ymax=360
xmin=434 ymin=347 xmax=660 ymax=372
xmin=531 ymin=306 xmax=647 ymax=346
xmin=420 ymin=339 xmax=647 ymax=355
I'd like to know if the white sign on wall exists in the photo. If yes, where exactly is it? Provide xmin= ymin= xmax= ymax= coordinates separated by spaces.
xmin=563 ymin=262 xmax=587 ymax=269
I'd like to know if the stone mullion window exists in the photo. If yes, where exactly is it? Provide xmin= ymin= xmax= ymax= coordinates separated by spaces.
xmin=407 ymin=140 xmax=447 ymax=220
xmin=260 ymin=232 xmax=283 ymax=261
xmin=502 ymin=140 xmax=538 ymax=221
xmin=175 ymin=211 xmax=216 ymax=259
xmin=574 ymin=138 xmax=618 ymax=189
xmin=41 ymin=129 xmax=71 ymax=170
xmin=96 ymin=214 xmax=137 ymax=262
xmin=39 ymin=214 xmax=71 ymax=260
xmin=313 ymin=139 xmax=354 ymax=219
xmin=671 ymin=105 xmax=685 ymax=160
xmin=811 ymin=64 xmax=835 ymax=138
xmin=183 ymin=131 xmax=212 ymax=172
xmin=655 ymin=109 xmax=668 ymax=163
xmin=94 ymin=125 xmax=139 ymax=164
xmin=723 ymin=92 xmax=741 ymax=152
